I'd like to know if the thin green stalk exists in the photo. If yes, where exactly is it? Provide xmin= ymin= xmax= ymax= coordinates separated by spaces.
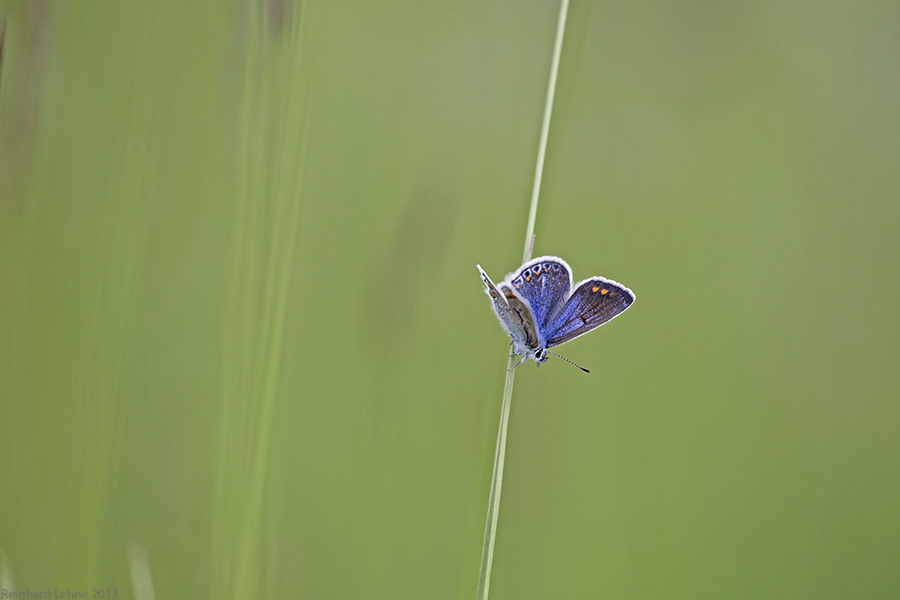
xmin=476 ymin=1 xmax=569 ymax=599
xmin=522 ymin=0 xmax=569 ymax=263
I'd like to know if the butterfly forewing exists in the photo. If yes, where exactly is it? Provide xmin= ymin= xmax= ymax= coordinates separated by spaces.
xmin=544 ymin=277 xmax=634 ymax=347
xmin=506 ymin=257 xmax=572 ymax=333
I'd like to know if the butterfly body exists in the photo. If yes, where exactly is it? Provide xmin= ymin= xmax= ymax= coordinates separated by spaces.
xmin=477 ymin=256 xmax=634 ymax=370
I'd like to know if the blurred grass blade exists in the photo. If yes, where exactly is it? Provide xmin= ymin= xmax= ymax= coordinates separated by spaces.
xmin=127 ymin=540 xmax=157 ymax=600
xmin=211 ymin=2 xmax=309 ymax=599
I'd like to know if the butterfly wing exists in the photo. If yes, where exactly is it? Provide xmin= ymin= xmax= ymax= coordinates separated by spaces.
xmin=544 ymin=276 xmax=635 ymax=348
xmin=478 ymin=265 xmax=540 ymax=351
xmin=504 ymin=256 xmax=572 ymax=336
xmin=498 ymin=283 xmax=540 ymax=351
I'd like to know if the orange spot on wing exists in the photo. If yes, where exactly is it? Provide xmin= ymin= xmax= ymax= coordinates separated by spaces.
xmin=525 ymin=275 xmax=531 ymax=282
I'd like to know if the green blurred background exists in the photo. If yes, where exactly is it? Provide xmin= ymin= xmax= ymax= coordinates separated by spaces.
xmin=1 ymin=0 xmax=898 ymax=598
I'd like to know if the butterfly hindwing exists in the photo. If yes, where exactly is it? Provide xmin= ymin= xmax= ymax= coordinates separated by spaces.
xmin=498 ymin=282 xmax=540 ymax=350
xmin=544 ymin=276 xmax=635 ymax=347
xmin=478 ymin=265 xmax=523 ymax=341
xmin=478 ymin=264 xmax=540 ymax=352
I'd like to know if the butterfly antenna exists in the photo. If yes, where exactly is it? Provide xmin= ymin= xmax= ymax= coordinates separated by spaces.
xmin=547 ymin=351 xmax=590 ymax=373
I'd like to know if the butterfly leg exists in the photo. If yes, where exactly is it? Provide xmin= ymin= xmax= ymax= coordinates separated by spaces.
xmin=507 ymin=355 xmax=528 ymax=371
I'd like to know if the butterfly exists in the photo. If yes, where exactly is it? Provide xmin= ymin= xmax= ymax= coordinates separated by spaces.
xmin=477 ymin=256 xmax=634 ymax=372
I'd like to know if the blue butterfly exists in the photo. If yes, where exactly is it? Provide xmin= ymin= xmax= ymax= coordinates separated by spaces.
xmin=478 ymin=256 xmax=634 ymax=372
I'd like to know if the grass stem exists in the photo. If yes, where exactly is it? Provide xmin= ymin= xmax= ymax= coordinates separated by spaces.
xmin=476 ymin=1 xmax=569 ymax=598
